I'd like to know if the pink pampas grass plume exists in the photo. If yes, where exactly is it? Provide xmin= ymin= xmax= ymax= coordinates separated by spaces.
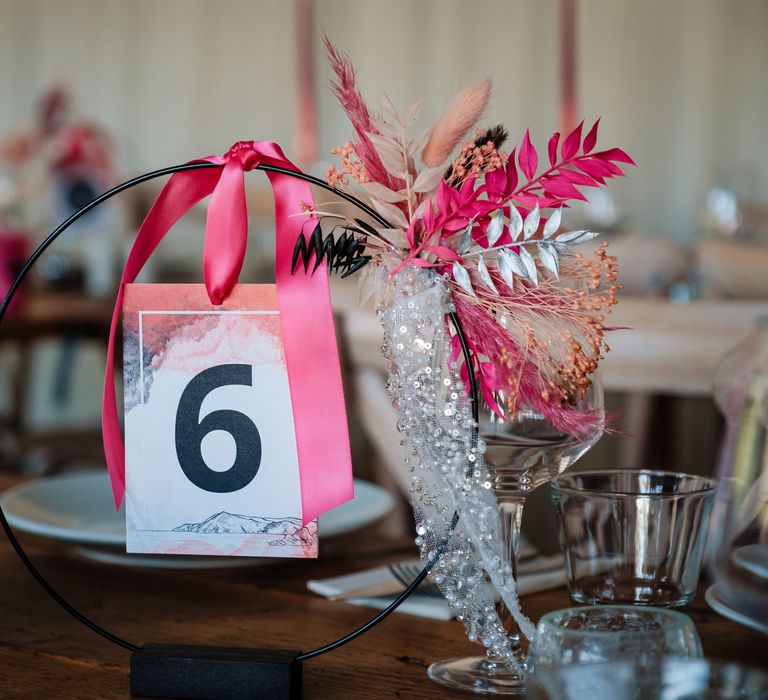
xmin=323 ymin=35 xmax=400 ymax=188
xmin=421 ymin=79 xmax=492 ymax=168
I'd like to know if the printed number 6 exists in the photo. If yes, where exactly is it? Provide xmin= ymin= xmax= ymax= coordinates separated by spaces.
xmin=175 ymin=364 xmax=262 ymax=493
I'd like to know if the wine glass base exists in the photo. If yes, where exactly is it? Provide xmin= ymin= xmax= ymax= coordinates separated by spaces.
xmin=427 ymin=656 xmax=527 ymax=695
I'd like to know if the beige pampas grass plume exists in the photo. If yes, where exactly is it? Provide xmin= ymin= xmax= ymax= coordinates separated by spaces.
xmin=421 ymin=78 xmax=492 ymax=168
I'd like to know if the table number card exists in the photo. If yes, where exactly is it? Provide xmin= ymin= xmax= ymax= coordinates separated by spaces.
xmin=123 ymin=284 xmax=317 ymax=558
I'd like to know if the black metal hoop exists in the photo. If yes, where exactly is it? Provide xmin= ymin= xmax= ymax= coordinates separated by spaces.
xmin=0 ymin=161 xmax=479 ymax=661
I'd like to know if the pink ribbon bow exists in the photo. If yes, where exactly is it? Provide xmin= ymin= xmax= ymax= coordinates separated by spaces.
xmin=102 ymin=141 xmax=353 ymax=525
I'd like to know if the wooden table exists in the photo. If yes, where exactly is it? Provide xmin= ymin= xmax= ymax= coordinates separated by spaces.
xmin=0 ymin=474 xmax=766 ymax=699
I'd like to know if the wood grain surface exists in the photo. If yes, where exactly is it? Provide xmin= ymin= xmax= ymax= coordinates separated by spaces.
xmin=0 ymin=474 xmax=766 ymax=699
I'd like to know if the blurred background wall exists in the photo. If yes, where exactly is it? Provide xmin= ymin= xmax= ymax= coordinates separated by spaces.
xmin=1 ymin=0 xmax=766 ymax=242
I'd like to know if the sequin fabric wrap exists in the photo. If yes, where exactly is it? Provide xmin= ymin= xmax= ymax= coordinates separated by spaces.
xmin=378 ymin=265 xmax=535 ymax=668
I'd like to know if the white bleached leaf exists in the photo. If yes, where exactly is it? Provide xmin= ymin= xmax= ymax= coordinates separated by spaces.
xmin=519 ymin=246 xmax=539 ymax=285
xmin=487 ymin=211 xmax=505 ymax=246
xmin=405 ymin=99 xmax=423 ymax=124
xmin=498 ymin=248 xmax=527 ymax=288
xmin=477 ymin=255 xmax=498 ymax=294
xmin=543 ymin=207 xmax=562 ymax=239
xmin=412 ymin=198 xmax=429 ymax=220
xmin=367 ymin=132 xmax=408 ymax=179
xmin=368 ymin=117 xmax=401 ymax=139
xmin=381 ymin=92 xmax=399 ymax=119
xmin=458 ymin=228 xmax=473 ymax=255
xmin=523 ymin=204 xmax=540 ymax=240
xmin=360 ymin=181 xmax=408 ymax=203
xmin=458 ymin=215 xmax=478 ymax=255
xmin=555 ymin=229 xmax=600 ymax=245
xmin=370 ymin=198 xmax=409 ymax=229
xmin=412 ymin=165 xmax=447 ymax=193
xmin=452 ymin=261 xmax=476 ymax=297
xmin=408 ymin=127 xmax=431 ymax=157
xmin=375 ymin=227 xmax=410 ymax=248
xmin=538 ymin=243 xmax=560 ymax=278
xmin=509 ymin=204 xmax=523 ymax=241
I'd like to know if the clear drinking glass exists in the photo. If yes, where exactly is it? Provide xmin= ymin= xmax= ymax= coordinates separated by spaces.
xmin=551 ymin=470 xmax=715 ymax=606
xmin=527 ymin=657 xmax=768 ymax=700
xmin=427 ymin=372 xmax=605 ymax=695
xmin=527 ymin=605 xmax=702 ymax=677
xmin=709 ymin=318 xmax=768 ymax=631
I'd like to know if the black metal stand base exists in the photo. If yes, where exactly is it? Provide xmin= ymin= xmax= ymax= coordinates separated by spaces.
xmin=130 ymin=644 xmax=303 ymax=700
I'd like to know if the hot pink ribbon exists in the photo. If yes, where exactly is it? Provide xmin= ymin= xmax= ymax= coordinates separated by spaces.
xmin=102 ymin=141 xmax=353 ymax=525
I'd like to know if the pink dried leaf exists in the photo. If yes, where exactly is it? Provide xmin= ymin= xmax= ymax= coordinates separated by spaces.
xmin=421 ymin=78 xmax=492 ymax=167
xmin=583 ymin=118 xmax=600 ymax=154
xmin=572 ymin=157 xmax=612 ymax=180
xmin=426 ymin=245 xmax=461 ymax=262
xmin=594 ymin=147 xmax=636 ymax=165
xmin=562 ymin=120 xmax=584 ymax=161
xmin=559 ymin=168 xmax=598 ymax=186
xmin=541 ymin=176 xmax=587 ymax=200
xmin=479 ymin=377 xmax=505 ymax=419
xmin=518 ymin=130 xmax=538 ymax=181
xmin=485 ymin=165 xmax=507 ymax=194
xmin=601 ymin=160 xmax=625 ymax=176
xmin=422 ymin=197 xmax=436 ymax=234
xmin=504 ymin=148 xmax=518 ymax=194
xmin=436 ymin=179 xmax=451 ymax=213
xmin=548 ymin=132 xmax=560 ymax=167
xmin=515 ymin=193 xmax=562 ymax=208
xmin=459 ymin=357 xmax=469 ymax=383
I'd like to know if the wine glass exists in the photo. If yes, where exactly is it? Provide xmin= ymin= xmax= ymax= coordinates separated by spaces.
xmin=427 ymin=370 xmax=605 ymax=695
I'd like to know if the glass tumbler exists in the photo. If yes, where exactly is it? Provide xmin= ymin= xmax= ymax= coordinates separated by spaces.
xmin=551 ymin=470 xmax=715 ymax=606
xmin=527 ymin=605 xmax=702 ymax=678
xmin=527 ymin=657 xmax=768 ymax=700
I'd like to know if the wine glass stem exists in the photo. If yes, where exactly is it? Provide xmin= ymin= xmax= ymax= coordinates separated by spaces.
xmin=489 ymin=496 xmax=527 ymax=665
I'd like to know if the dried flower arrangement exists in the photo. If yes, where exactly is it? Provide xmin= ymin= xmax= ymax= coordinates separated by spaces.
xmin=304 ymin=38 xmax=634 ymax=437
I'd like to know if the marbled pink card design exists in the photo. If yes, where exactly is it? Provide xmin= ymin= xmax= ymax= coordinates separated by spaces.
xmin=123 ymin=284 xmax=318 ymax=558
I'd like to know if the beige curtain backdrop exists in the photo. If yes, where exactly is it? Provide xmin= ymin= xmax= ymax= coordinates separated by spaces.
xmin=0 ymin=0 xmax=766 ymax=241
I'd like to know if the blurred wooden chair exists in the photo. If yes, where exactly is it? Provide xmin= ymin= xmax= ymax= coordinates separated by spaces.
xmin=696 ymin=237 xmax=768 ymax=300
xmin=0 ymin=293 xmax=111 ymax=474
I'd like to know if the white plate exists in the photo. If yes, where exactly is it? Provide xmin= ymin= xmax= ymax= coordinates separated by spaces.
xmin=0 ymin=470 xmax=394 ymax=568
xmin=733 ymin=544 xmax=768 ymax=581
xmin=705 ymin=584 xmax=768 ymax=636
